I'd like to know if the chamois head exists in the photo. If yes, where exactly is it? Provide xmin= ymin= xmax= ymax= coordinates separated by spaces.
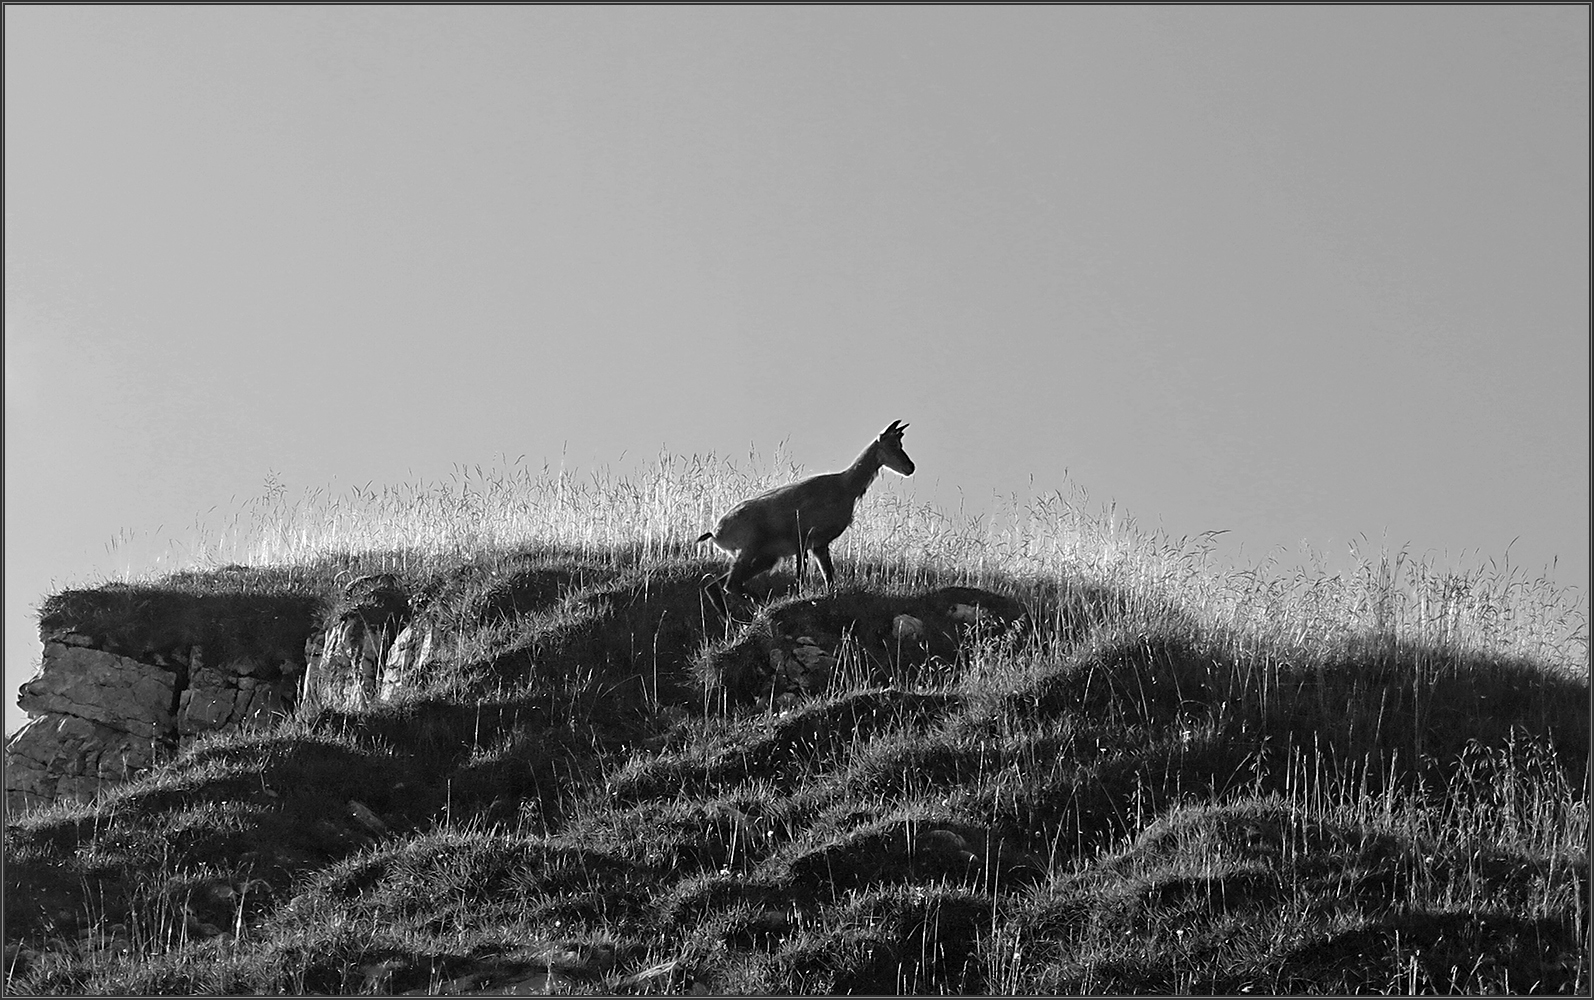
xmin=877 ymin=420 xmax=915 ymax=476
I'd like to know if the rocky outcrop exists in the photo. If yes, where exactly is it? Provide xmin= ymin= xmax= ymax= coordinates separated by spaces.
xmin=4 ymin=572 xmax=431 ymax=814
xmin=5 ymin=637 xmax=307 ymax=814
xmin=5 ymin=584 xmax=321 ymax=815
xmin=300 ymin=574 xmax=415 ymax=712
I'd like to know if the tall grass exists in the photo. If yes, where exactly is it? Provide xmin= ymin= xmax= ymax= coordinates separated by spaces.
xmin=115 ymin=452 xmax=1584 ymax=678
xmin=14 ymin=451 xmax=1589 ymax=996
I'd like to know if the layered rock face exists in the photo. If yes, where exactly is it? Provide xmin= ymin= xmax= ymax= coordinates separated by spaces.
xmin=4 ymin=585 xmax=323 ymax=815
xmin=4 ymin=574 xmax=433 ymax=814
xmin=6 ymin=637 xmax=301 ymax=814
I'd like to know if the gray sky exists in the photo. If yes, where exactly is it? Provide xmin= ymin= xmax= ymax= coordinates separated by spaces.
xmin=5 ymin=6 xmax=1588 ymax=734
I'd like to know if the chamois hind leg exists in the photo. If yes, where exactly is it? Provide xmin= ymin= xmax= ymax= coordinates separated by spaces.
xmin=725 ymin=551 xmax=779 ymax=601
xmin=703 ymin=551 xmax=773 ymax=616
xmin=813 ymin=544 xmax=837 ymax=588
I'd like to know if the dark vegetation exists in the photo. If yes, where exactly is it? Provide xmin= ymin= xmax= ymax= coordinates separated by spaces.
xmin=4 ymin=544 xmax=1589 ymax=995
xmin=39 ymin=567 xmax=325 ymax=668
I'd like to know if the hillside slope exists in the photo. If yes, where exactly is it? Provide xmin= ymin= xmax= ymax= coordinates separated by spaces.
xmin=4 ymin=545 xmax=1588 ymax=995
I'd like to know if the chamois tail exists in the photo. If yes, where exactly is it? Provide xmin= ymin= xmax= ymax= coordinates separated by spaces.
xmin=696 ymin=531 xmax=714 ymax=544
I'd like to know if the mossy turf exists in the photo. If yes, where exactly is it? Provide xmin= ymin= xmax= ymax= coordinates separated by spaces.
xmin=5 ymin=547 xmax=1588 ymax=995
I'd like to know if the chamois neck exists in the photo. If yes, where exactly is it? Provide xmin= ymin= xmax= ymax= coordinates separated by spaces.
xmin=841 ymin=442 xmax=883 ymax=497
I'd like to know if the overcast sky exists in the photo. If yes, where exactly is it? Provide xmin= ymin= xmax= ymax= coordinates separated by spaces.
xmin=5 ymin=5 xmax=1588 ymax=734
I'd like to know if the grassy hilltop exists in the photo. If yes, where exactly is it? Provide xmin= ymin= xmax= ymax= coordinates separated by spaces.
xmin=4 ymin=457 xmax=1589 ymax=995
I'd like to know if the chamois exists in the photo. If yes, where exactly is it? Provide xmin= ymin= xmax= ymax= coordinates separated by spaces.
xmin=697 ymin=420 xmax=915 ymax=613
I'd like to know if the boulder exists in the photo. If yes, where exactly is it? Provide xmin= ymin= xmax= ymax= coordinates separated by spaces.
xmin=892 ymin=614 xmax=926 ymax=641
xmin=17 ymin=644 xmax=176 ymax=738
xmin=381 ymin=622 xmax=437 ymax=702
xmin=4 ymin=714 xmax=163 ymax=812
xmin=302 ymin=574 xmax=412 ymax=712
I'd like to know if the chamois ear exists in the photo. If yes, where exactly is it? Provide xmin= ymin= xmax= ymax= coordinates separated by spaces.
xmin=883 ymin=419 xmax=906 ymax=437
